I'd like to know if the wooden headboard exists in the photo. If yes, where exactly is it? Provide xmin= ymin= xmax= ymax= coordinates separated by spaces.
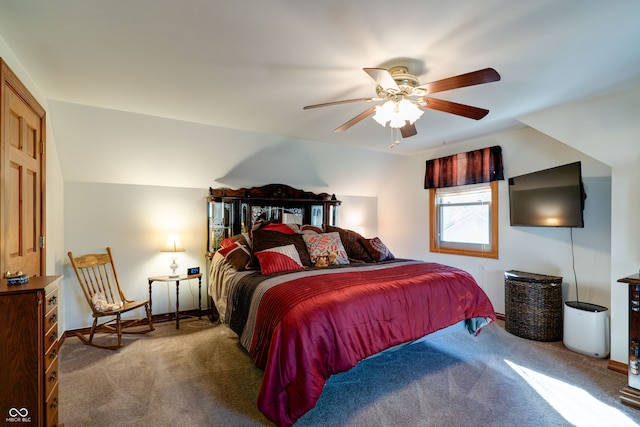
xmin=207 ymin=184 xmax=341 ymax=251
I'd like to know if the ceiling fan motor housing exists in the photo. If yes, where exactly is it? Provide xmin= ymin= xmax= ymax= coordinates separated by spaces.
xmin=376 ymin=66 xmax=425 ymax=100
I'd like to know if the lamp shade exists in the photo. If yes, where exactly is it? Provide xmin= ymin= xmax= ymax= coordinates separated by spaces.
xmin=161 ymin=234 xmax=185 ymax=252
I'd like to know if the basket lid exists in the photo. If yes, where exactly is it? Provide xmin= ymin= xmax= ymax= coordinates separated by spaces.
xmin=504 ymin=270 xmax=562 ymax=283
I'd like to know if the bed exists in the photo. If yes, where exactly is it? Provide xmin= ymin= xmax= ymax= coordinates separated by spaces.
xmin=207 ymin=185 xmax=496 ymax=426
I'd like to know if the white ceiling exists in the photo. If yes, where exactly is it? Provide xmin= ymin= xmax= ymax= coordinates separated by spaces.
xmin=1 ymin=0 xmax=639 ymax=155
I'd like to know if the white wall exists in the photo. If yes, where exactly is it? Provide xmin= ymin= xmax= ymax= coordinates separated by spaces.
xmin=611 ymin=163 xmax=640 ymax=364
xmin=64 ymin=183 xmax=209 ymax=329
xmin=48 ymin=100 xmax=405 ymax=197
xmin=379 ymin=126 xmax=611 ymax=320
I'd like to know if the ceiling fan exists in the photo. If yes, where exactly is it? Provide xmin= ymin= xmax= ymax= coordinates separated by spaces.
xmin=303 ymin=66 xmax=501 ymax=144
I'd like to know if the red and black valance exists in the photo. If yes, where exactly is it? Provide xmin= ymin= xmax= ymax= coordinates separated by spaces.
xmin=424 ymin=145 xmax=504 ymax=189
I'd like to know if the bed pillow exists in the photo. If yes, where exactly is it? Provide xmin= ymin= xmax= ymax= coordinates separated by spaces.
xmin=252 ymin=228 xmax=312 ymax=267
xmin=220 ymin=232 xmax=252 ymax=249
xmin=300 ymin=224 xmax=323 ymax=234
xmin=261 ymin=223 xmax=297 ymax=234
xmin=302 ymin=232 xmax=350 ymax=265
xmin=217 ymin=241 xmax=252 ymax=271
xmin=254 ymin=244 xmax=305 ymax=275
xmin=324 ymin=225 xmax=374 ymax=263
xmin=359 ymin=237 xmax=395 ymax=262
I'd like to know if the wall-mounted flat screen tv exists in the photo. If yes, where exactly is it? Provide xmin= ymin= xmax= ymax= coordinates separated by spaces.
xmin=508 ymin=161 xmax=586 ymax=228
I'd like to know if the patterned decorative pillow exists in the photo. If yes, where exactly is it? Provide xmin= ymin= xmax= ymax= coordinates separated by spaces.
xmin=359 ymin=237 xmax=395 ymax=262
xmin=324 ymin=225 xmax=374 ymax=263
xmin=254 ymin=244 xmax=305 ymax=275
xmin=302 ymin=232 xmax=349 ymax=265
xmin=217 ymin=241 xmax=252 ymax=271
xmin=252 ymin=228 xmax=312 ymax=267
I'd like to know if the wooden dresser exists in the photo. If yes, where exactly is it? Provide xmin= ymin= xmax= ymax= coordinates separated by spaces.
xmin=0 ymin=276 xmax=62 ymax=427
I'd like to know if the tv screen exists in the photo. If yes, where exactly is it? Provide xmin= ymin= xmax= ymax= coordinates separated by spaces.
xmin=508 ymin=161 xmax=586 ymax=228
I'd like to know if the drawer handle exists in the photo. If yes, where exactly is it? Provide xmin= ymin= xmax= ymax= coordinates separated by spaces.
xmin=50 ymin=397 xmax=58 ymax=409
xmin=48 ymin=295 xmax=57 ymax=305
xmin=49 ymin=331 xmax=57 ymax=341
xmin=49 ymin=349 xmax=57 ymax=359
xmin=49 ymin=371 xmax=57 ymax=382
xmin=49 ymin=313 xmax=57 ymax=323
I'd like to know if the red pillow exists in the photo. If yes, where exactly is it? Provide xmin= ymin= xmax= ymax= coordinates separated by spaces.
xmin=261 ymin=223 xmax=297 ymax=234
xmin=254 ymin=244 xmax=305 ymax=275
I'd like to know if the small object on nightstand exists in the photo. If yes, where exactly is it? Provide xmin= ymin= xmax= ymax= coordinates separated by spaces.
xmin=188 ymin=267 xmax=200 ymax=275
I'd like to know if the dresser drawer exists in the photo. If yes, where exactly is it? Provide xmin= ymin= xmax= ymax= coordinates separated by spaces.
xmin=44 ymin=304 xmax=58 ymax=333
xmin=44 ymin=285 xmax=58 ymax=314
xmin=45 ymin=339 xmax=59 ymax=371
xmin=45 ymin=355 xmax=58 ymax=400
xmin=45 ymin=322 xmax=58 ymax=353
xmin=45 ymin=382 xmax=59 ymax=427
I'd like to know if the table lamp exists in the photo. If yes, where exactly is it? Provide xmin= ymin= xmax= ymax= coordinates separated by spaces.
xmin=161 ymin=234 xmax=185 ymax=277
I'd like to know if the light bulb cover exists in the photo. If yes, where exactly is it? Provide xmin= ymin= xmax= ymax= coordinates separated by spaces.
xmin=372 ymin=99 xmax=423 ymax=128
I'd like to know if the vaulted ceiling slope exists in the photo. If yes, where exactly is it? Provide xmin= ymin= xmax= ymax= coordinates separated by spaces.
xmin=0 ymin=0 xmax=639 ymax=155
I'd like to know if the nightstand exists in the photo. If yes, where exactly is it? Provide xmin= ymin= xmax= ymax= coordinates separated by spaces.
xmin=148 ymin=273 xmax=202 ymax=329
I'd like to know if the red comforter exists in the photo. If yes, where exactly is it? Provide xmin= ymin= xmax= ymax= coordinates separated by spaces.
xmin=245 ymin=261 xmax=496 ymax=426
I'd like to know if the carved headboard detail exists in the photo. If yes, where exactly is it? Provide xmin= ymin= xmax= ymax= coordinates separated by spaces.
xmin=208 ymin=184 xmax=341 ymax=251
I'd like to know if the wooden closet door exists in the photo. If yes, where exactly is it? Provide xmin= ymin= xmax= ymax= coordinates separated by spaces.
xmin=1 ymin=59 xmax=46 ymax=277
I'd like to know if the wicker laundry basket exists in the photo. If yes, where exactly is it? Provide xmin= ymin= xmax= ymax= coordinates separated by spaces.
xmin=504 ymin=270 xmax=563 ymax=341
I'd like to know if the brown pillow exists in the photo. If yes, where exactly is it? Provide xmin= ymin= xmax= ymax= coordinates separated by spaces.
xmin=324 ymin=225 xmax=374 ymax=263
xmin=218 ymin=242 xmax=252 ymax=271
xmin=220 ymin=233 xmax=252 ymax=249
xmin=359 ymin=237 xmax=395 ymax=262
xmin=252 ymin=228 xmax=312 ymax=267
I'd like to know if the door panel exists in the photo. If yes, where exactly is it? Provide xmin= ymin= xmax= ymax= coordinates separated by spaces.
xmin=2 ymin=61 xmax=45 ymax=277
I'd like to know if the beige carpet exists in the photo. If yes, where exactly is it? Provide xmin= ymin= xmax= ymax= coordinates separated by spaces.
xmin=58 ymin=318 xmax=640 ymax=426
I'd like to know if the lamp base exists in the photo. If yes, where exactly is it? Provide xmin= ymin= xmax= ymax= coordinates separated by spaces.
xmin=169 ymin=257 xmax=179 ymax=278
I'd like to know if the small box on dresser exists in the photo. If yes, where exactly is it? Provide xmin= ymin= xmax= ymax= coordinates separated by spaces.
xmin=0 ymin=276 xmax=62 ymax=427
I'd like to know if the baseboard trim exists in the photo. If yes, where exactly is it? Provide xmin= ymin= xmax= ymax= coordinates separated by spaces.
xmin=63 ymin=308 xmax=213 ymax=339
xmin=609 ymin=359 xmax=628 ymax=375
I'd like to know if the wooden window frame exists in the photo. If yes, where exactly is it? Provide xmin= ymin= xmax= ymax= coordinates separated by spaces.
xmin=429 ymin=180 xmax=499 ymax=259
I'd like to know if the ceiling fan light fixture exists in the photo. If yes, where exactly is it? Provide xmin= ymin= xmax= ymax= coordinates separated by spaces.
xmin=373 ymin=99 xmax=423 ymax=128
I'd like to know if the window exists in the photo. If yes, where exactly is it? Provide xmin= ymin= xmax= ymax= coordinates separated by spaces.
xmin=429 ymin=181 xmax=498 ymax=258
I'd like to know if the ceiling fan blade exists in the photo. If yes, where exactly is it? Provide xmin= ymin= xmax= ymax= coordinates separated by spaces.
xmin=363 ymin=68 xmax=399 ymax=92
xmin=422 ymin=98 xmax=489 ymax=120
xmin=417 ymin=68 xmax=500 ymax=94
xmin=303 ymin=97 xmax=376 ymax=110
xmin=334 ymin=106 xmax=377 ymax=132
xmin=400 ymin=121 xmax=417 ymax=138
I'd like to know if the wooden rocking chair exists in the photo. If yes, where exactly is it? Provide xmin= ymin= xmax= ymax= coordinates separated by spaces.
xmin=68 ymin=247 xmax=154 ymax=349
